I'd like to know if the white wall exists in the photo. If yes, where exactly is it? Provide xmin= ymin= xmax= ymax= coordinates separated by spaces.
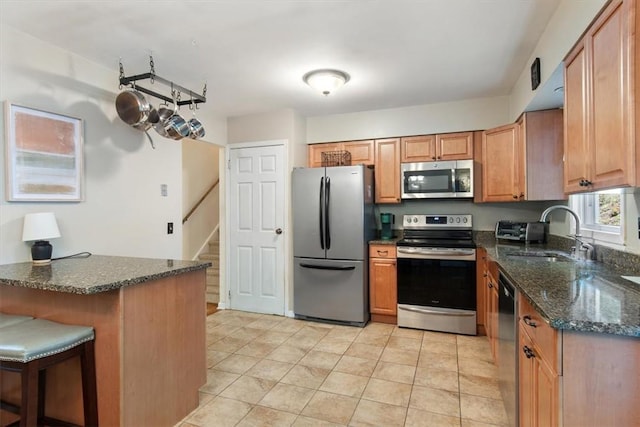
xmin=0 ymin=26 xmax=224 ymax=264
xmin=509 ymin=0 xmax=607 ymax=120
xmin=306 ymin=96 xmax=510 ymax=143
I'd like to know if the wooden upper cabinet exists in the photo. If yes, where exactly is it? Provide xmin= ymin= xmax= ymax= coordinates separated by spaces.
xmin=401 ymin=135 xmax=436 ymax=162
xmin=307 ymin=140 xmax=374 ymax=167
xmin=436 ymin=132 xmax=474 ymax=161
xmin=401 ymin=132 xmax=473 ymax=162
xmin=523 ymin=110 xmax=565 ymax=200
xmin=343 ymin=140 xmax=375 ymax=165
xmin=563 ymin=0 xmax=636 ymax=193
xmin=482 ymin=123 xmax=520 ymax=202
xmin=308 ymin=143 xmax=339 ymax=168
xmin=480 ymin=110 xmax=565 ymax=203
xmin=375 ymin=138 xmax=401 ymax=203
xmin=564 ymin=39 xmax=590 ymax=194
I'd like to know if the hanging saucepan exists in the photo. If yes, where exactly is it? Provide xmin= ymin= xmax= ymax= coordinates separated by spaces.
xmin=115 ymin=88 xmax=155 ymax=126
xmin=153 ymin=101 xmax=176 ymax=138
xmin=163 ymin=112 xmax=190 ymax=140
xmin=187 ymin=99 xmax=206 ymax=139
xmin=116 ymin=88 xmax=158 ymax=149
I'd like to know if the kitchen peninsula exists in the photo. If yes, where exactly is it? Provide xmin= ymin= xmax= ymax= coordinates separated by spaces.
xmin=0 ymin=255 xmax=210 ymax=427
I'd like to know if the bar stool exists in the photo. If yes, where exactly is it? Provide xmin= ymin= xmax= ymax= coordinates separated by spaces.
xmin=0 ymin=318 xmax=98 ymax=427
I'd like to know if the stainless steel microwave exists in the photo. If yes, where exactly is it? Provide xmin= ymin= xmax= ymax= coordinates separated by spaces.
xmin=401 ymin=159 xmax=473 ymax=199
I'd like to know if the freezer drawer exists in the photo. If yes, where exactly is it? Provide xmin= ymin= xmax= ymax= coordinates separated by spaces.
xmin=293 ymin=258 xmax=368 ymax=326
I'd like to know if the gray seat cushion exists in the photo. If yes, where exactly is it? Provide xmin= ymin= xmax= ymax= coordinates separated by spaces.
xmin=0 ymin=318 xmax=94 ymax=363
xmin=0 ymin=313 xmax=33 ymax=329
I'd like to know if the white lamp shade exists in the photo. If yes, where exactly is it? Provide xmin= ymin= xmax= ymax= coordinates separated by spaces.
xmin=303 ymin=69 xmax=350 ymax=95
xmin=22 ymin=212 xmax=61 ymax=242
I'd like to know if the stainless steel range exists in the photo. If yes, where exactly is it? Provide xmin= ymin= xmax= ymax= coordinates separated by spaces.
xmin=397 ymin=214 xmax=477 ymax=335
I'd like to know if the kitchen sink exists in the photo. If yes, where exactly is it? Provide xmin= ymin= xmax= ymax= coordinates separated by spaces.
xmin=505 ymin=251 xmax=574 ymax=262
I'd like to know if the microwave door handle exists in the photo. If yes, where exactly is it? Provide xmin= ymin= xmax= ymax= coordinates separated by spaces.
xmin=319 ymin=177 xmax=324 ymax=250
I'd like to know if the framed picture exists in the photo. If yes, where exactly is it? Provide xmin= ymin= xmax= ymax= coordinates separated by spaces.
xmin=4 ymin=102 xmax=84 ymax=201
xmin=531 ymin=57 xmax=541 ymax=90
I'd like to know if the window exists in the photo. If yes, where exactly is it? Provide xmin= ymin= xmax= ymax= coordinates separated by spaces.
xmin=570 ymin=189 xmax=625 ymax=246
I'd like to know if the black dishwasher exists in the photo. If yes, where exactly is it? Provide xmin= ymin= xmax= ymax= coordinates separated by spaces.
xmin=498 ymin=272 xmax=518 ymax=427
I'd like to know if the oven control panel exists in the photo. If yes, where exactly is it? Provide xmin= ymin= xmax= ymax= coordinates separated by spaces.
xmin=403 ymin=214 xmax=472 ymax=228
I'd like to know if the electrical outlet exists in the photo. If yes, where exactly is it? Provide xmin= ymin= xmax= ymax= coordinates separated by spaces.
xmin=167 ymin=222 xmax=173 ymax=234
xmin=161 ymin=184 xmax=168 ymax=197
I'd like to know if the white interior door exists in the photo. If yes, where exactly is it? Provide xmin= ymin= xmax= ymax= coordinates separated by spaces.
xmin=228 ymin=144 xmax=285 ymax=315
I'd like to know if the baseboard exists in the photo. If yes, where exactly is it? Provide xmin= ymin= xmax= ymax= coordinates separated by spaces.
xmin=192 ymin=224 xmax=220 ymax=261
xmin=286 ymin=310 xmax=295 ymax=318
xmin=217 ymin=301 xmax=228 ymax=310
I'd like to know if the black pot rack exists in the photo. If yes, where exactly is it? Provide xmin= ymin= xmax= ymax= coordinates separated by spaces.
xmin=118 ymin=56 xmax=206 ymax=107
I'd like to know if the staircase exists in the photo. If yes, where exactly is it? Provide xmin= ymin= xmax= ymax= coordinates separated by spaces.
xmin=199 ymin=232 xmax=220 ymax=304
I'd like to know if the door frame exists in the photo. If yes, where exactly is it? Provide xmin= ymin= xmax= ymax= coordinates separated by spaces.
xmin=222 ymin=139 xmax=291 ymax=316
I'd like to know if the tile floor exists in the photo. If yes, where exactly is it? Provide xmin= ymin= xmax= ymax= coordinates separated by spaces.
xmin=177 ymin=310 xmax=508 ymax=427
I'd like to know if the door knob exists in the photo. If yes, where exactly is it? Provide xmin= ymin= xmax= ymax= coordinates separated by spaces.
xmin=275 ymin=228 xmax=283 ymax=235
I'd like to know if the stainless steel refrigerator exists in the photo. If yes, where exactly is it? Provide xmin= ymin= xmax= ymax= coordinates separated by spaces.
xmin=293 ymin=164 xmax=375 ymax=326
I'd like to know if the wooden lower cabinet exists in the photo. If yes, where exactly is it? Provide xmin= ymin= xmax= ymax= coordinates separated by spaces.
xmin=369 ymin=244 xmax=397 ymax=324
xmin=519 ymin=323 xmax=560 ymax=427
xmin=481 ymin=251 xmax=640 ymax=426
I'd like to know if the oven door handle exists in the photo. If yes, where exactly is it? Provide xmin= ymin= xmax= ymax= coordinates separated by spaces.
xmin=397 ymin=248 xmax=476 ymax=257
xmin=398 ymin=305 xmax=476 ymax=317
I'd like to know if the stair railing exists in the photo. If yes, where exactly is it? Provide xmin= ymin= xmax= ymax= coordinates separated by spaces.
xmin=183 ymin=179 xmax=219 ymax=224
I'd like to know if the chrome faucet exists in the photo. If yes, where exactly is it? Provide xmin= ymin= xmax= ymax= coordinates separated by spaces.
xmin=539 ymin=205 xmax=593 ymax=260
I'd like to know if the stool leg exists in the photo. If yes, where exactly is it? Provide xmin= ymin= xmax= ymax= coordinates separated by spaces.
xmin=20 ymin=361 xmax=39 ymax=427
xmin=38 ymin=368 xmax=46 ymax=422
xmin=80 ymin=340 xmax=98 ymax=426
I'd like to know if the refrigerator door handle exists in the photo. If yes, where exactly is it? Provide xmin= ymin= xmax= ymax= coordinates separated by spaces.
xmin=299 ymin=263 xmax=356 ymax=271
xmin=325 ymin=176 xmax=331 ymax=250
xmin=319 ymin=177 xmax=325 ymax=250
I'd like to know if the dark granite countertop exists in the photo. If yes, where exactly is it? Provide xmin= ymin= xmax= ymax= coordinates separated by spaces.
xmin=476 ymin=235 xmax=640 ymax=338
xmin=369 ymin=237 xmax=401 ymax=245
xmin=0 ymin=255 xmax=211 ymax=295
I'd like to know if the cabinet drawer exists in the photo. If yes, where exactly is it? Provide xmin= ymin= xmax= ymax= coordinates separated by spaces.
xmin=519 ymin=296 xmax=561 ymax=374
xmin=369 ymin=245 xmax=396 ymax=259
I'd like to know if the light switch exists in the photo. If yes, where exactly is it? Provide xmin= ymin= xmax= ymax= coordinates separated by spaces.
xmin=161 ymin=184 xmax=168 ymax=197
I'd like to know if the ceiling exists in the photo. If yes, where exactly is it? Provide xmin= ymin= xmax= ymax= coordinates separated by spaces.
xmin=0 ymin=1 xmax=563 ymax=119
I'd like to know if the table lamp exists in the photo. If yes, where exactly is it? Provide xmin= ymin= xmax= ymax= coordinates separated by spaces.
xmin=22 ymin=212 xmax=61 ymax=265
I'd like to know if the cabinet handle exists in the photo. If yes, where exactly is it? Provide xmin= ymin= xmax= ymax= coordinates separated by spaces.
xmin=513 ymin=195 xmax=518 ymax=199
xmin=377 ymin=250 xmax=388 ymax=256
xmin=432 ymin=156 xmax=437 ymax=160
xmin=523 ymin=315 xmax=537 ymax=328
xmin=483 ymin=273 xmax=488 ymax=278
xmin=523 ymin=345 xmax=535 ymax=359
xmin=488 ymin=282 xmax=493 ymax=289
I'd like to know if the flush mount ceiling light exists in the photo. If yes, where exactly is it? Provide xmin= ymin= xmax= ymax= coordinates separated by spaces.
xmin=303 ymin=69 xmax=350 ymax=96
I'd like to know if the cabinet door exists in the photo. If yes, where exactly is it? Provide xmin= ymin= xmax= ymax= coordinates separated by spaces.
xmin=401 ymin=135 xmax=436 ymax=162
xmin=343 ymin=140 xmax=375 ymax=165
xmin=369 ymin=258 xmax=397 ymax=315
xmin=525 ymin=110 xmax=566 ymax=200
xmin=482 ymin=123 xmax=520 ymax=202
xmin=484 ymin=270 xmax=499 ymax=363
xmin=519 ymin=325 xmax=535 ymax=427
xmin=308 ymin=143 xmax=340 ymax=168
xmin=564 ymin=40 xmax=590 ymax=193
xmin=588 ymin=0 xmax=633 ymax=190
xmin=536 ymin=357 xmax=560 ymax=427
xmin=375 ymin=138 xmax=401 ymax=203
xmin=436 ymin=132 xmax=474 ymax=161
